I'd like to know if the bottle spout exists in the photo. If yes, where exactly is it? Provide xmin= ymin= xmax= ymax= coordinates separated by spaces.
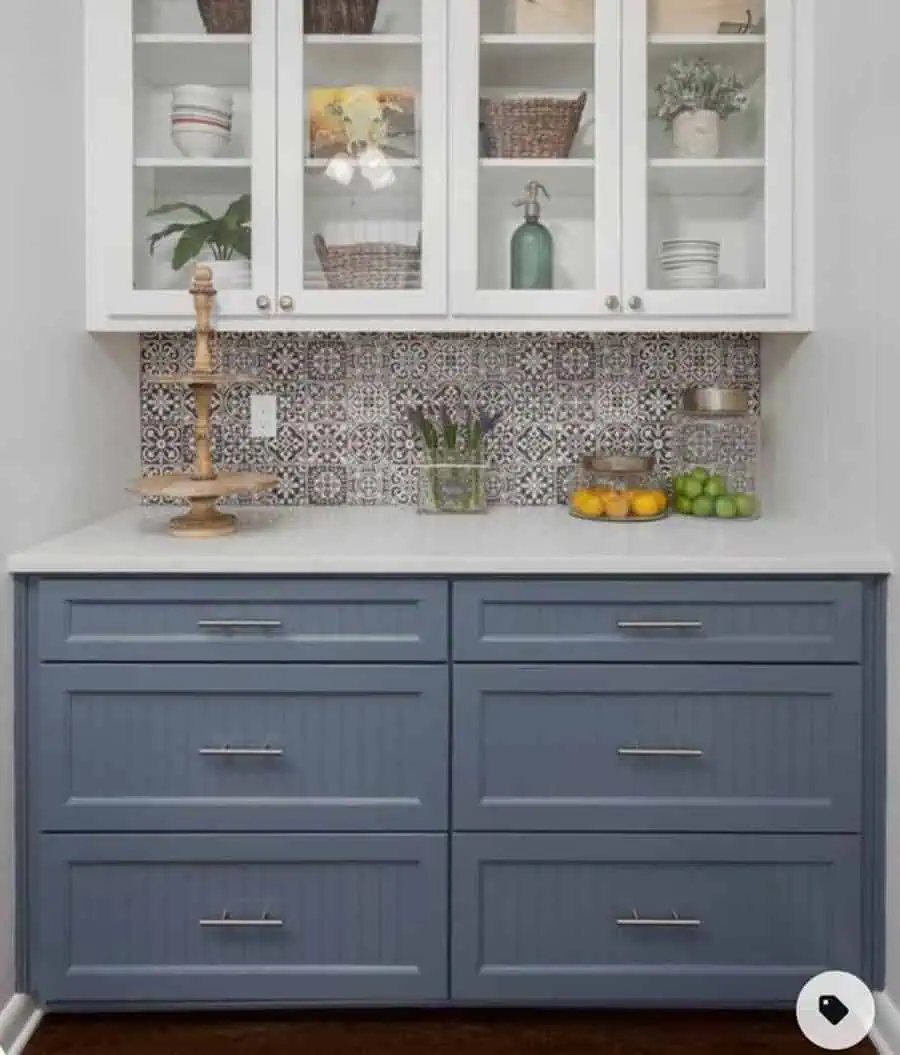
xmin=513 ymin=181 xmax=550 ymax=220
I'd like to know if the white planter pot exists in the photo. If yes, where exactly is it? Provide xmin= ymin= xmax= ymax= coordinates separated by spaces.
xmin=673 ymin=110 xmax=720 ymax=158
xmin=206 ymin=259 xmax=251 ymax=290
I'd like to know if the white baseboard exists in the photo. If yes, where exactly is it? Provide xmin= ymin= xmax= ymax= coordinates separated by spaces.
xmin=872 ymin=992 xmax=900 ymax=1054
xmin=0 ymin=994 xmax=43 ymax=1055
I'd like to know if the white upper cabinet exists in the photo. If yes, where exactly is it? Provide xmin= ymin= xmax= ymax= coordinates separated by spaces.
xmin=85 ymin=0 xmax=808 ymax=331
xmin=621 ymin=0 xmax=794 ymax=318
xmin=276 ymin=0 xmax=447 ymax=317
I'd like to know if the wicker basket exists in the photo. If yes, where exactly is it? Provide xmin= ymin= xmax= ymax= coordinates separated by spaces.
xmin=304 ymin=0 xmax=379 ymax=34
xmin=481 ymin=92 xmax=587 ymax=159
xmin=314 ymin=233 xmax=421 ymax=290
xmin=648 ymin=0 xmax=763 ymax=34
xmin=196 ymin=0 xmax=251 ymax=33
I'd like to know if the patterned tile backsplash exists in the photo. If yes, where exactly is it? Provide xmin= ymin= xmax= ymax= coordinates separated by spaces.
xmin=140 ymin=332 xmax=760 ymax=506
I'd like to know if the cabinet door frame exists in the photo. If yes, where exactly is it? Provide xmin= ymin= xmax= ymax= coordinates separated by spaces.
xmin=85 ymin=0 xmax=278 ymax=324
xmin=276 ymin=0 xmax=448 ymax=317
xmin=449 ymin=0 xmax=622 ymax=317
xmin=621 ymin=0 xmax=795 ymax=317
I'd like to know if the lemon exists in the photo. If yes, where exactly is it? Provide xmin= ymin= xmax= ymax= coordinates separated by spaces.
xmin=572 ymin=489 xmax=606 ymax=518
xmin=648 ymin=490 xmax=668 ymax=514
xmin=631 ymin=493 xmax=660 ymax=518
xmin=606 ymin=495 xmax=631 ymax=520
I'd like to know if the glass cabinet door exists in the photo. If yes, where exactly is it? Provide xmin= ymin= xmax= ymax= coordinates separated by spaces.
xmin=278 ymin=0 xmax=447 ymax=316
xmin=450 ymin=0 xmax=620 ymax=317
xmin=622 ymin=0 xmax=793 ymax=316
xmin=90 ymin=0 xmax=276 ymax=321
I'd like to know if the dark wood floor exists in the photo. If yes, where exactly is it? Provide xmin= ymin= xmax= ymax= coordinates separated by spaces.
xmin=24 ymin=1011 xmax=875 ymax=1054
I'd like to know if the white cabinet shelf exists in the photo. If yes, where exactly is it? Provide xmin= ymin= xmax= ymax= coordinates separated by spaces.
xmin=648 ymin=159 xmax=765 ymax=196
xmin=85 ymin=0 xmax=809 ymax=331
xmin=134 ymin=35 xmax=250 ymax=86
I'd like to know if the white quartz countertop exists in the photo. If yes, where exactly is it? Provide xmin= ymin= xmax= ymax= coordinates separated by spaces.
xmin=6 ymin=506 xmax=892 ymax=575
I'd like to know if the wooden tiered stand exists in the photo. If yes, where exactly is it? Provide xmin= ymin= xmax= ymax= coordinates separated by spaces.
xmin=130 ymin=265 xmax=278 ymax=538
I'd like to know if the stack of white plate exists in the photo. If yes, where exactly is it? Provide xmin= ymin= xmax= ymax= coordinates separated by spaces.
xmin=170 ymin=85 xmax=233 ymax=159
xmin=659 ymin=239 xmax=721 ymax=289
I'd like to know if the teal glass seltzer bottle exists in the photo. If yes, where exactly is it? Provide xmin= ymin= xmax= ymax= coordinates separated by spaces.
xmin=510 ymin=180 xmax=554 ymax=290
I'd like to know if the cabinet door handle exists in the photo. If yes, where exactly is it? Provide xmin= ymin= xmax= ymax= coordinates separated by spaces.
xmin=617 ymin=747 xmax=704 ymax=758
xmin=279 ymin=295 xmax=295 ymax=312
xmin=616 ymin=911 xmax=701 ymax=928
xmin=197 ymin=619 xmax=283 ymax=632
xmin=628 ymin=295 xmax=644 ymax=311
xmin=256 ymin=295 xmax=272 ymax=311
xmin=605 ymin=295 xmax=621 ymax=311
xmin=199 ymin=745 xmax=284 ymax=758
xmin=616 ymin=620 xmax=703 ymax=631
xmin=200 ymin=911 xmax=284 ymax=929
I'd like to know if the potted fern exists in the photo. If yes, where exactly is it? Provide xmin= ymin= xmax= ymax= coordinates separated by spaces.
xmin=655 ymin=58 xmax=748 ymax=158
xmin=147 ymin=194 xmax=251 ymax=289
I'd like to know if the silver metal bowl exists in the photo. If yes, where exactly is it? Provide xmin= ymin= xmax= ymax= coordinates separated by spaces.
xmin=581 ymin=454 xmax=655 ymax=475
xmin=681 ymin=387 xmax=750 ymax=415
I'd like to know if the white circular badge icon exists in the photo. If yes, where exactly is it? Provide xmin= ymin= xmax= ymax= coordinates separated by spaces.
xmin=796 ymin=971 xmax=875 ymax=1050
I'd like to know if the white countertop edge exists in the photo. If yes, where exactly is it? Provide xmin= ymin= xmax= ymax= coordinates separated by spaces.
xmin=6 ymin=507 xmax=893 ymax=576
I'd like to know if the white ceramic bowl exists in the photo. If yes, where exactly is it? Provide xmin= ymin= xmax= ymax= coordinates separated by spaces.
xmin=171 ymin=114 xmax=233 ymax=133
xmin=172 ymin=85 xmax=233 ymax=111
xmin=172 ymin=128 xmax=231 ymax=158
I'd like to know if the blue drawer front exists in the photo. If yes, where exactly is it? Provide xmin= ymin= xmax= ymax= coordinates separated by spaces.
xmin=35 ymin=665 xmax=448 ymax=832
xmin=36 ymin=834 xmax=448 ymax=1005
xmin=452 ymin=834 xmax=862 ymax=1005
xmin=452 ymin=581 xmax=863 ymax=664
xmin=452 ymin=665 xmax=862 ymax=833
xmin=36 ymin=579 xmax=448 ymax=663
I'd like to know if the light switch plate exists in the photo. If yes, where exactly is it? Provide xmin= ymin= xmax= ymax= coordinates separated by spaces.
xmin=250 ymin=394 xmax=278 ymax=439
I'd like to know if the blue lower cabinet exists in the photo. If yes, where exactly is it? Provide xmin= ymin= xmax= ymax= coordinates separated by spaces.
xmin=34 ymin=665 xmax=448 ymax=832
xmin=452 ymin=665 xmax=862 ymax=833
xmin=36 ymin=834 xmax=448 ymax=1006
xmin=451 ymin=834 xmax=862 ymax=1005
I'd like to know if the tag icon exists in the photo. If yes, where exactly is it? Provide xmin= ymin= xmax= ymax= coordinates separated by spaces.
xmin=796 ymin=971 xmax=875 ymax=1050
xmin=819 ymin=995 xmax=850 ymax=1027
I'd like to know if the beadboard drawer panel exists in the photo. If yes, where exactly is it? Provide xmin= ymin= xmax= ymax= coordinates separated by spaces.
xmin=452 ymin=834 xmax=862 ymax=1005
xmin=36 ymin=579 xmax=448 ymax=663
xmin=452 ymin=581 xmax=863 ymax=664
xmin=34 ymin=665 xmax=448 ymax=832
xmin=35 ymin=834 xmax=448 ymax=1005
xmin=452 ymin=665 xmax=861 ymax=833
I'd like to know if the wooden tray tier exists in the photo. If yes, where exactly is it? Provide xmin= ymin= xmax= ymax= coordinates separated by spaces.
xmin=130 ymin=472 xmax=279 ymax=539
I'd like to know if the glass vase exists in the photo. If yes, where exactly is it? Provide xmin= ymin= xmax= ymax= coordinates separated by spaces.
xmin=418 ymin=455 xmax=487 ymax=514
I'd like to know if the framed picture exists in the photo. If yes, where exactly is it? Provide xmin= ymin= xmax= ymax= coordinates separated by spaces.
xmin=308 ymin=86 xmax=418 ymax=160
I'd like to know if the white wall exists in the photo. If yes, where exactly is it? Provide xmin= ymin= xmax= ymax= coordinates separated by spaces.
xmin=762 ymin=0 xmax=900 ymax=1014
xmin=0 ymin=0 xmax=140 ymax=1007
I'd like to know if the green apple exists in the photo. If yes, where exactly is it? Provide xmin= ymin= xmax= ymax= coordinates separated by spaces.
xmin=674 ymin=475 xmax=688 ymax=495
xmin=715 ymin=496 xmax=738 ymax=519
xmin=675 ymin=496 xmax=694 ymax=515
xmin=691 ymin=467 xmax=710 ymax=482
xmin=692 ymin=496 xmax=714 ymax=517
xmin=704 ymin=475 xmax=727 ymax=499
xmin=734 ymin=493 xmax=758 ymax=518
xmin=682 ymin=478 xmax=703 ymax=500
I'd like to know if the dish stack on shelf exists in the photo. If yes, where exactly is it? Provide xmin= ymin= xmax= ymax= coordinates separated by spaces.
xmin=659 ymin=238 xmax=720 ymax=289
xmin=171 ymin=85 xmax=234 ymax=159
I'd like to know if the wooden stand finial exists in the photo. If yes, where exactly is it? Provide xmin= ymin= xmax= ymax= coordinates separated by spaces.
xmin=129 ymin=263 xmax=278 ymax=537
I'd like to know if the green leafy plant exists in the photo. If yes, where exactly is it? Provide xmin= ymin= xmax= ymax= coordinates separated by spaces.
xmin=147 ymin=194 xmax=251 ymax=271
xmin=655 ymin=58 xmax=748 ymax=127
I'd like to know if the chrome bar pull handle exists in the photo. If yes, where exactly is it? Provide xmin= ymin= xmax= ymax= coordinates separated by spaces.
xmin=616 ymin=620 xmax=704 ymax=631
xmin=197 ymin=619 xmax=283 ymax=632
xmin=200 ymin=911 xmax=284 ymax=929
xmin=199 ymin=745 xmax=285 ymax=758
xmin=617 ymin=747 xmax=704 ymax=758
xmin=617 ymin=910 xmax=701 ymax=928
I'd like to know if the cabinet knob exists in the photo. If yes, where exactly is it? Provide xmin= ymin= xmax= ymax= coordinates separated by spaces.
xmin=605 ymin=295 xmax=621 ymax=312
xmin=628 ymin=296 xmax=644 ymax=312
xmin=279 ymin=295 xmax=295 ymax=312
xmin=256 ymin=295 xmax=271 ymax=311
